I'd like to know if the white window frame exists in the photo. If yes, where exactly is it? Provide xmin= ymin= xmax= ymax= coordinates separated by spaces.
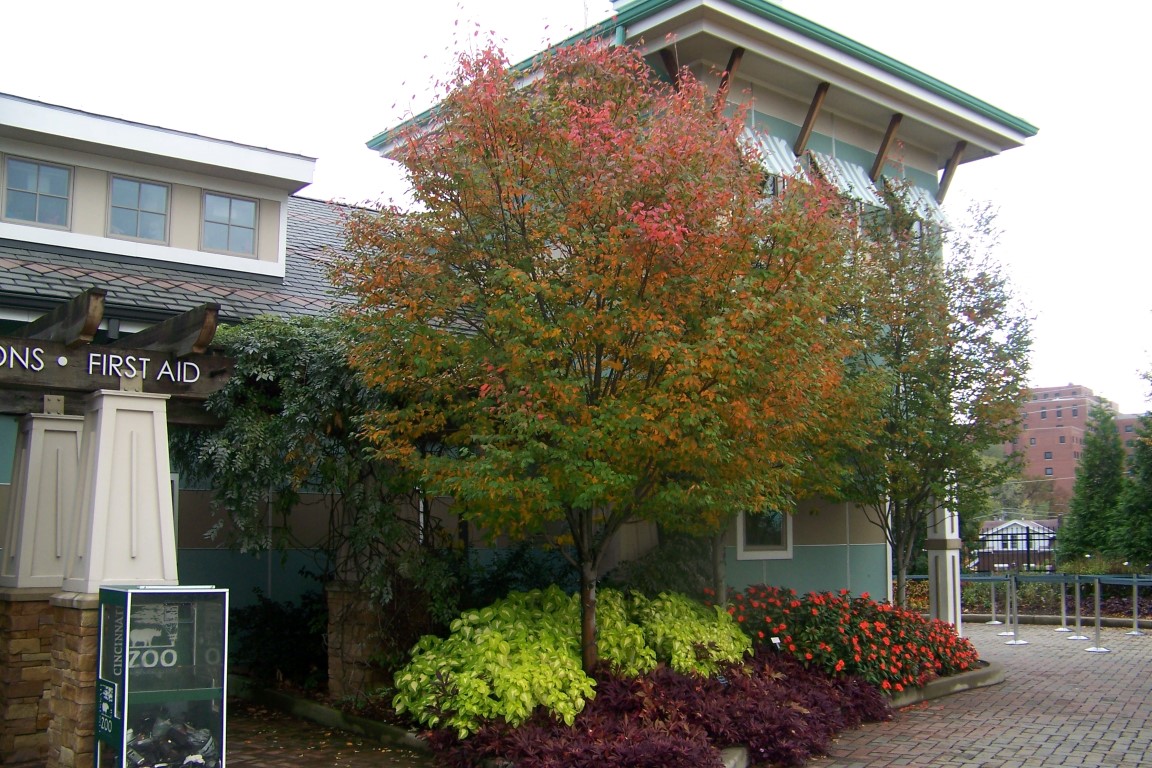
xmin=2 ymin=155 xmax=73 ymax=229
xmin=736 ymin=509 xmax=793 ymax=560
xmin=108 ymin=175 xmax=170 ymax=244
xmin=201 ymin=191 xmax=258 ymax=256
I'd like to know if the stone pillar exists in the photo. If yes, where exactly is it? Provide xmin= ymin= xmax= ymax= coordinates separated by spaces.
xmin=326 ymin=584 xmax=387 ymax=700
xmin=926 ymin=505 xmax=962 ymax=634
xmin=0 ymin=588 xmax=56 ymax=768
xmin=1 ymin=413 xmax=85 ymax=589
xmin=45 ymin=592 xmax=99 ymax=768
xmin=62 ymin=390 xmax=178 ymax=594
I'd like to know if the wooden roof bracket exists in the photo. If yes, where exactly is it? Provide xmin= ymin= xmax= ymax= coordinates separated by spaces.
xmin=658 ymin=47 xmax=681 ymax=91
xmin=113 ymin=303 xmax=220 ymax=357
xmin=713 ymin=47 xmax=745 ymax=114
xmin=793 ymin=82 xmax=830 ymax=156
xmin=870 ymin=113 xmax=903 ymax=182
xmin=936 ymin=140 xmax=968 ymax=203
xmin=19 ymin=287 xmax=107 ymax=348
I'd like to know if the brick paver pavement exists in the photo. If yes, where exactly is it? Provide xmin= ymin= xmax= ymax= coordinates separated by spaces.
xmin=226 ymin=621 xmax=1152 ymax=767
xmin=813 ymin=622 xmax=1152 ymax=767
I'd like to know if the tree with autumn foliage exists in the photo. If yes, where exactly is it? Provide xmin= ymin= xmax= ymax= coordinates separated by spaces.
xmin=841 ymin=201 xmax=1031 ymax=606
xmin=335 ymin=41 xmax=867 ymax=672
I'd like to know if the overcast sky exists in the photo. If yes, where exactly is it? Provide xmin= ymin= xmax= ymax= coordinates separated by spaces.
xmin=5 ymin=1 xmax=1150 ymax=413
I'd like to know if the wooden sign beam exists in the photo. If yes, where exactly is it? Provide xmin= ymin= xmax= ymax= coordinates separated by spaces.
xmin=18 ymin=287 xmax=106 ymax=347
xmin=0 ymin=336 xmax=231 ymax=403
xmin=113 ymin=303 xmax=220 ymax=356
xmin=870 ymin=113 xmax=903 ymax=182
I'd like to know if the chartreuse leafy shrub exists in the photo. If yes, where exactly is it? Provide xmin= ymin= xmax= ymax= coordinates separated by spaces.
xmin=392 ymin=586 xmax=749 ymax=736
xmin=426 ymin=649 xmax=890 ymax=768
xmin=725 ymin=585 xmax=980 ymax=693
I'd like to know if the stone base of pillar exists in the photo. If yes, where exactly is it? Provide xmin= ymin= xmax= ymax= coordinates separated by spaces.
xmin=45 ymin=592 xmax=98 ymax=768
xmin=326 ymin=584 xmax=388 ymax=701
xmin=0 ymin=588 xmax=56 ymax=768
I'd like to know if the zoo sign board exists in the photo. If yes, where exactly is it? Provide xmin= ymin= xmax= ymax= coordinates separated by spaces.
xmin=96 ymin=586 xmax=229 ymax=768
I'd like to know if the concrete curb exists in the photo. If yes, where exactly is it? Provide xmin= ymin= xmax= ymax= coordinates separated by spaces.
xmin=887 ymin=660 xmax=1005 ymax=709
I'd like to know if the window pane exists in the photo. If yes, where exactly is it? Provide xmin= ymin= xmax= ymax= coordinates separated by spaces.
xmin=229 ymin=198 xmax=255 ymax=227
xmin=229 ymin=226 xmax=254 ymax=254
xmin=39 ymin=165 xmax=70 ymax=197
xmin=139 ymin=211 xmax=166 ymax=241
xmin=745 ymin=511 xmax=784 ymax=548
xmin=6 ymin=159 xmax=37 ymax=192
xmin=139 ymin=183 xmax=168 ymax=213
xmin=110 ymin=207 xmax=138 ymax=236
xmin=203 ymin=221 xmax=229 ymax=250
xmin=5 ymin=190 xmax=36 ymax=221
xmin=111 ymin=178 xmax=139 ymax=208
xmin=38 ymin=196 xmax=68 ymax=226
xmin=204 ymin=194 xmax=230 ymax=223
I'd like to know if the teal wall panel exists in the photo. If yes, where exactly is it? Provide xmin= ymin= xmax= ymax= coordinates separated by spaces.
xmin=177 ymin=549 xmax=322 ymax=608
xmin=0 ymin=415 xmax=17 ymax=484
xmin=726 ymin=544 xmax=888 ymax=599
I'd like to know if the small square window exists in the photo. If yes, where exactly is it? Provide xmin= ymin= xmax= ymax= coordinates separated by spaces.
xmin=109 ymin=177 xmax=169 ymax=242
xmin=1072 ymin=407 xmax=1079 ymax=417
xmin=736 ymin=509 xmax=793 ymax=560
xmin=1045 ymin=468 xmax=1054 ymax=476
xmin=1029 ymin=437 xmax=1037 ymax=445
xmin=1056 ymin=408 xmax=1063 ymax=418
xmin=4 ymin=157 xmax=71 ymax=227
xmin=1059 ymin=436 xmax=1066 ymax=444
xmin=1040 ymin=409 xmax=1047 ymax=419
xmin=1125 ymin=425 xmax=1134 ymax=432
xmin=202 ymin=192 xmax=257 ymax=255
xmin=1044 ymin=451 xmax=1053 ymax=459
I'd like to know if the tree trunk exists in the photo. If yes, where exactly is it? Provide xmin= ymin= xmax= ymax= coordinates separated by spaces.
xmin=579 ymin=559 xmax=598 ymax=674
xmin=895 ymin=566 xmax=907 ymax=608
xmin=711 ymin=524 xmax=728 ymax=608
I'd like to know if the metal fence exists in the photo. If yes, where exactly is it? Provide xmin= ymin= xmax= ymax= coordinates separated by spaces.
xmin=970 ymin=529 xmax=1057 ymax=573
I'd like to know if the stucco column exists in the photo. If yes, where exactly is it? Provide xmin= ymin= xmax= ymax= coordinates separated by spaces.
xmin=1 ymin=413 xmax=84 ymax=589
xmin=926 ymin=505 xmax=962 ymax=634
xmin=61 ymin=390 xmax=178 ymax=594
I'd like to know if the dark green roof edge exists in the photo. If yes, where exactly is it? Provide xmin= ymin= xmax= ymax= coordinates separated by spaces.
xmin=367 ymin=0 xmax=1036 ymax=151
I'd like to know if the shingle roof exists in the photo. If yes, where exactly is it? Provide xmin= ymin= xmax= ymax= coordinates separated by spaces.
xmin=0 ymin=195 xmax=350 ymax=324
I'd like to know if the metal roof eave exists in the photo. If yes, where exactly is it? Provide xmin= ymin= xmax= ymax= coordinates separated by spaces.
xmin=367 ymin=0 xmax=1035 ymax=155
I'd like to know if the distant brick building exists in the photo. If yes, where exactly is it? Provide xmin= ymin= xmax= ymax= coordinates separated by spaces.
xmin=1003 ymin=384 xmax=1143 ymax=503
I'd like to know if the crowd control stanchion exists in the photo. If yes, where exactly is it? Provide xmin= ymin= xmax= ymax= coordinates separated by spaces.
xmin=1126 ymin=574 xmax=1145 ymax=637
xmin=1005 ymin=573 xmax=1029 ymax=645
xmin=987 ymin=579 xmax=1003 ymax=625
xmin=997 ymin=576 xmax=1015 ymax=637
xmin=1069 ymin=574 xmax=1089 ymax=641
xmin=1085 ymin=576 xmax=1111 ymax=653
xmin=1055 ymin=575 xmax=1072 ymax=632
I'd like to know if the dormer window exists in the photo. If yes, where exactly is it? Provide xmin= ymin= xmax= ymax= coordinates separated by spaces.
xmin=202 ymin=192 xmax=256 ymax=255
xmin=3 ymin=157 xmax=71 ymax=228
xmin=110 ymin=176 xmax=169 ymax=242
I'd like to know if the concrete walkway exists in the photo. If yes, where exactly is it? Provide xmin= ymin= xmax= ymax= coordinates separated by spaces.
xmin=812 ymin=622 xmax=1152 ymax=767
xmin=226 ymin=621 xmax=1152 ymax=767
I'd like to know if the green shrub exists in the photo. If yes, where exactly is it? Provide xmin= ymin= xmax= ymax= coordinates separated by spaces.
xmin=392 ymin=586 xmax=749 ymax=736
xmin=230 ymin=589 xmax=327 ymax=690
xmin=630 ymin=592 xmax=750 ymax=676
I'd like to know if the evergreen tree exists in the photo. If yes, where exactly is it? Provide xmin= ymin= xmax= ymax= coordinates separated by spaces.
xmin=1115 ymin=415 xmax=1152 ymax=566
xmin=1058 ymin=403 xmax=1125 ymax=562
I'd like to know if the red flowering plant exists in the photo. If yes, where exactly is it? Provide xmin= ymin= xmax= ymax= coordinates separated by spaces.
xmin=720 ymin=585 xmax=980 ymax=693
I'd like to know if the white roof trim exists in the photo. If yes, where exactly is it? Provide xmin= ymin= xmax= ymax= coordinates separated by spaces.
xmin=0 ymin=93 xmax=314 ymax=191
